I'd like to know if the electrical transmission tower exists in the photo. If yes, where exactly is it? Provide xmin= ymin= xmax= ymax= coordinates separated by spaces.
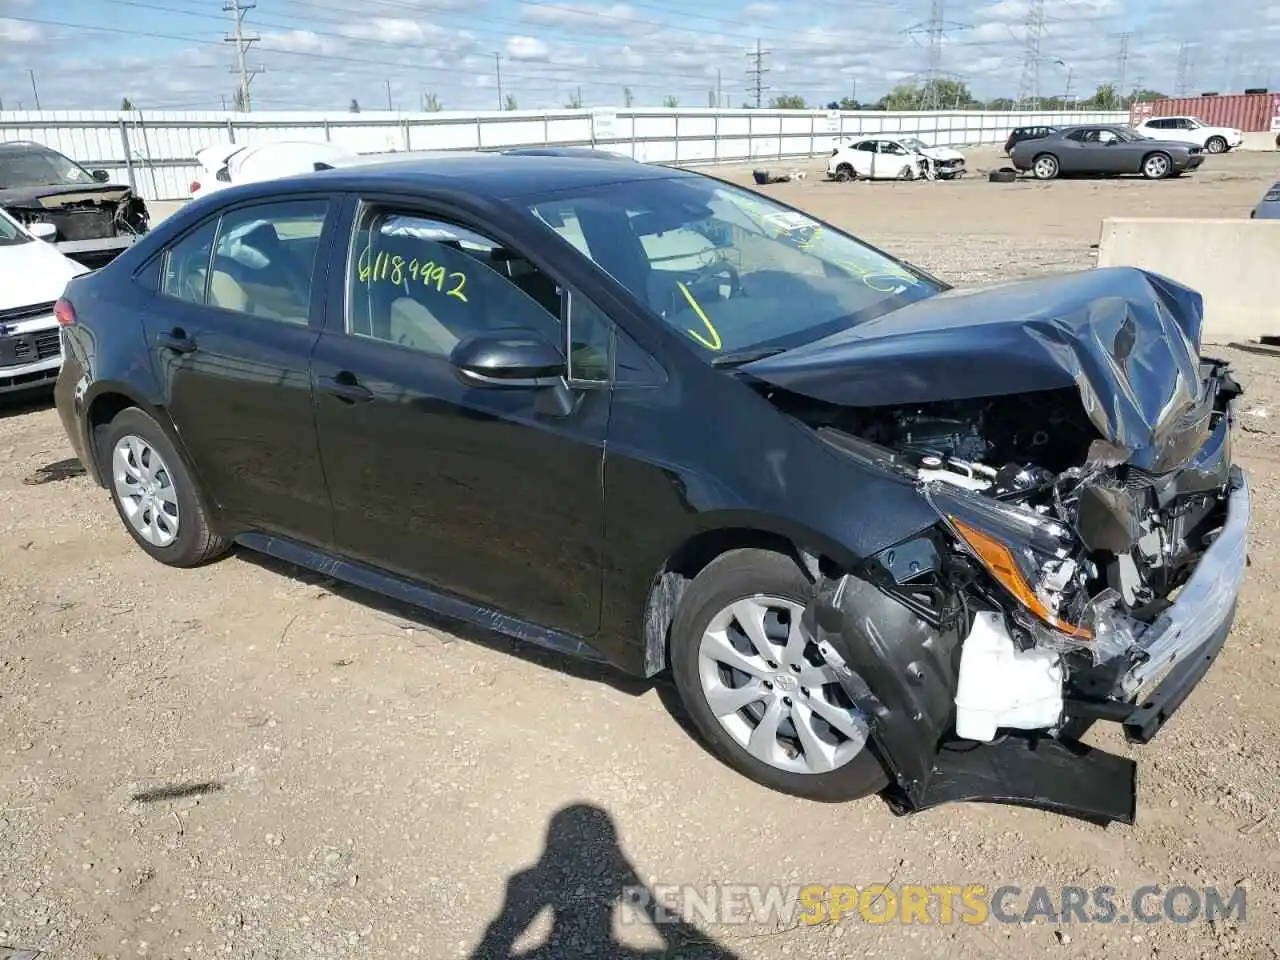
xmin=224 ymin=0 xmax=263 ymax=112
xmin=1105 ymin=31 xmax=1131 ymax=108
xmin=746 ymin=39 xmax=770 ymax=108
xmin=1175 ymin=41 xmax=1193 ymax=96
xmin=903 ymin=0 xmax=970 ymax=109
xmin=1017 ymin=0 xmax=1046 ymax=109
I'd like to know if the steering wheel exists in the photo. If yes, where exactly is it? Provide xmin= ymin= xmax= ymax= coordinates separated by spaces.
xmin=666 ymin=260 xmax=742 ymax=317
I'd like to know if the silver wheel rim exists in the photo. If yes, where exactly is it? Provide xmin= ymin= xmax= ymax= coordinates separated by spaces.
xmin=1034 ymin=157 xmax=1056 ymax=178
xmin=696 ymin=595 xmax=869 ymax=775
xmin=1207 ymin=139 xmax=1224 ymax=153
xmin=112 ymin=435 xmax=180 ymax=547
xmin=1146 ymin=155 xmax=1169 ymax=177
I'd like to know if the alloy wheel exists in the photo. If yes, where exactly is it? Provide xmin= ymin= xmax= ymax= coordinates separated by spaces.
xmin=696 ymin=595 xmax=869 ymax=775
xmin=1205 ymin=137 xmax=1226 ymax=154
xmin=1144 ymin=154 xmax=1170 ymax=178
xmin=112 ymin=434 xmax=180 ymax=547
xmin=1033 ymin=156 xmax=1058 ymax=179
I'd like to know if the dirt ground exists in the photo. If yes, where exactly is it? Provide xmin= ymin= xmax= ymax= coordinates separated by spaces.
xmin=3 ymin=147 xmax=1280 ymax=960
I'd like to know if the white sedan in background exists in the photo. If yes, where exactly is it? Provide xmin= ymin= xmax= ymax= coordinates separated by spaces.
xmin=190 ymin=140 xmax=358 ymax=198
xmin=0 ymin=208 xmax=88 ymax=395
xmin=1132 ymin=116 xmax=1244 ymax=154
xmin=827 ymin=136 xmax=967 ymax=181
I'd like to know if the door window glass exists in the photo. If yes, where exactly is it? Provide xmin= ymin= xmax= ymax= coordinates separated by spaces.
xmin=160 ymin=219 xmax=218 ymax=304
xmin=346 ymin=207 xmax=562 ymax=359
xmin=209 ymin=199 xmax=329 ymax=323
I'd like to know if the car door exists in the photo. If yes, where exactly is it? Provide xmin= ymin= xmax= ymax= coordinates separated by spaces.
xmin=142 ymin=195 xmax=338 ymax=547
xmin=310 ymin=197 xmax=610 ymax=637
xmin=848 ymin=141 xmax=876 ymax=178
xmin=872 ymin=140 xmax=911 ymax=178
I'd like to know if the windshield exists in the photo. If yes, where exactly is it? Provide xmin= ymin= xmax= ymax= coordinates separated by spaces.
xmin=1185 ymin=118 xmax=1204 ymax=128
xmin=1108 ymin=126 xmax=1144 ymax=142
xmin=524 ymin=175 xmax=941 ymax=359
xmin=0 ymin=208 xmax=31 ymax=247
xmin=0 ymin=147 xmax=97 ymax=189
xmin=900 ymin=137 xmax=928 ymax=152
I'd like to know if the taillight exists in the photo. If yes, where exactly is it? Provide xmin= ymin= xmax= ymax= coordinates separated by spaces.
xmin=190 ymin=180 xmax=201 ymax=194
xmin=54 ymin=298 xmax=76 ymax=327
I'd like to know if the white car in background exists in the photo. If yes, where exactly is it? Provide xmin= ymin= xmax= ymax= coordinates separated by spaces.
xmin=190 ymin=140 xmax=358 ymax=198
xmin=0 ymin=208 xmax=88 ymax=395
xmin=827 ymin=136 xmax=967 ymax=181
xmin=1132 ymin=116 xmax=1243 ymax=154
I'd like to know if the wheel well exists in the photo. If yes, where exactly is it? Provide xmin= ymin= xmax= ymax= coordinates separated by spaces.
xmin=639 ymin=527 xmax=834 ymax=678
xmin=85 ymin=393 xmax=137 ymax=483
xmin=1033 ymin=151 xmax=1055 ymax=164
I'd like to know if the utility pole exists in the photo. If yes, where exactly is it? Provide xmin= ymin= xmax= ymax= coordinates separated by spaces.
xmin=716 ymin=68 xmax=722 ymax=109
xmin=27 ymin=69 xmax=40 ymax=110
xmin=746 ymin=39 xmax=770 ymax=108
xmin=1175 ymin=41 xmax=1193 ymax=97
xmin=494 ymin=52 xmax=503 ymax=109
xmin=385 ymin=79 xmax=393 ymax=111
xmin=1017 ymin=0 xmax=1045 ymax=110
xmin=224 ymin=0 xmax=262 ymax=112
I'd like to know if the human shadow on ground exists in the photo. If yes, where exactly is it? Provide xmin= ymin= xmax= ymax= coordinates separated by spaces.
xmin=469 ymin=802 xmax=742 ymax=959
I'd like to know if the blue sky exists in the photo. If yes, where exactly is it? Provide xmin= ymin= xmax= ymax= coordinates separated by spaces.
xmin=1 ymin=0 xmax=1277 ymax=112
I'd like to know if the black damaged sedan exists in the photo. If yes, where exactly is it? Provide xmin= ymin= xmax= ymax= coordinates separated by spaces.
xmin=53 ymin=156 xmax=1250 ymax=822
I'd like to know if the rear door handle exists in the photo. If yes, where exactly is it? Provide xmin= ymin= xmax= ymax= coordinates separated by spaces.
xmin=317 ymin=374 xmax=374 ymax=403
xmin=157 ymin=331 xmax=197 ymax=354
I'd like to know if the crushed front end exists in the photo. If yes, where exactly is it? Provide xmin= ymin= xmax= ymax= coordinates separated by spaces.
xmin=747 ymin=267 xmax=1253 ymax=823
xmin=4 ymin=187 xmax=149 ymax=268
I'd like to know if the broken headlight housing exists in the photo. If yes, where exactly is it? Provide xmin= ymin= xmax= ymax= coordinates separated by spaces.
xmin=923 ymin=482 xmax=1092 ymax=640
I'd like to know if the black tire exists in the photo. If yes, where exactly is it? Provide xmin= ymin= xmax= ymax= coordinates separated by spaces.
xmin=988 ymin=168 xmax=1017 ymax=183
xmin=99 ymin=407 xmax=230 ymax=567
xmin=1205 ymin=136 xmax=1227 ymax=154
xmin=834 ymin=163 xmax=854 ymax=182
xmin=1141 ymin=151 xmax=1173 ymax=180
xmin=668 ymin=548 xmax=890 ymax=802
xmin=1031 ymin=153 xmax=1059 ymax=180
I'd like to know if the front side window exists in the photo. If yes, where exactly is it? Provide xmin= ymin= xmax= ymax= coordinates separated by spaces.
xmin=526 ymin=174 xmax=940 ymax=361
xmin=346 ymin=207 xmax=562 ymax=359
xmin=209 ymin=199 xmax=329 ymax=323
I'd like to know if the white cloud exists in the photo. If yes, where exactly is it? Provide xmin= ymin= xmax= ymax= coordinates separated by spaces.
xmin=262 ymin=29 xmax=341 ymax=56
xmin=505 ymin=36 xmax=550 ymax=61
xmin=745 ymin=2 xmax=779 ymax=17
xmin=0 ymin=17 xmax=39 ymax=42
xmin=524 ymin=3 xmax=642 ymax=29
xmin=338 ymin=18 xmax=448 ymax=45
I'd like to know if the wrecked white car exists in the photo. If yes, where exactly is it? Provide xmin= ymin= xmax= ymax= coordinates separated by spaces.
xmin=828 ymin=136 xmax=967 ymax=181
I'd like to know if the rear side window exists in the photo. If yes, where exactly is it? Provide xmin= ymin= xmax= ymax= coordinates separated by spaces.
xmin=209 ymin=200 xmax=329 ymax=323
xmin=161 ymin=219 xmax=218 ymax=304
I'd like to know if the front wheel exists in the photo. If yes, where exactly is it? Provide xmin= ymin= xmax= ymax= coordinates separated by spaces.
xmin=100 ymin=407 xmax=230 ymax=567
xmin=1142 ymin=152 xmax=1172 ymax=179
xmin=668 ymin=549 xmax=889 ymax=802
xmin=1205 ymin=136 xmax=1227 ymax=154
xmin=834 ymin=163 xmax=854 ymax=182
xmin=1032 ymin=154 xmax=1059 ymax=180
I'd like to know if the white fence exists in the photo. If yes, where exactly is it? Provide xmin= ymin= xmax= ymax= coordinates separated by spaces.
xmin=0 ymin=107 xmax=1128 ymax=201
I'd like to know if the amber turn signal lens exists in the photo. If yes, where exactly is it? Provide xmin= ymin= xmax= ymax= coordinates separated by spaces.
xmin=950 ymin=516 xmax=1093 ymax=640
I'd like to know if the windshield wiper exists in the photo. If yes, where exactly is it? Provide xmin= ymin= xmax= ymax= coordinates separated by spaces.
xmin=711 ymin=346 xmax=788 ymax=367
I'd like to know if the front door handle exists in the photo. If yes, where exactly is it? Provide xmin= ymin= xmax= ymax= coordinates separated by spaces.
xmin=157 ymin=330 xmax=197 ymax=354
xmin=317 ymin=373 xmax=374 ymax=404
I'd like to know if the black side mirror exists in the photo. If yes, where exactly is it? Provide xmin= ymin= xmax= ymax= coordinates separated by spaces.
xmin=91 ymin=169 xmax=110 ymax=182
xmin=451 ymin=329 xmax=565 ymax=388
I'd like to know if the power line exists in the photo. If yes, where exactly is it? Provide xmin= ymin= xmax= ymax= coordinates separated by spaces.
xmin=1017 ymin=0 xmax=1046 ymax=109
xmin=223 ymin=0 xmax=263 ymax=111
xmin=746 ymin=38 xmax=770 ymax=108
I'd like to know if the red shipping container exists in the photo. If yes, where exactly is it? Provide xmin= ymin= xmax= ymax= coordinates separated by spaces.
xmin=1129 ymin=93 xmax=1280 ymax=132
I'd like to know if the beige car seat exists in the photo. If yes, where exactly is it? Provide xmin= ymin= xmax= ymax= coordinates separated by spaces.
xmin=388 ymin=296 xmax=461 ymax=356
xmin=209 ymin=269 xmax=248 ymax=312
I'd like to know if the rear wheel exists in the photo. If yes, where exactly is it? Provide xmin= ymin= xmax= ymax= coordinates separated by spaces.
xmin=100 ymin=407 xmax=230 ymax=567
xmin=668 ymin=549 xmax=889 ymax=802
xmin=1142 ymin=151 xmax=1172 ymax=179
xmin=1032 ymin=154 xmax=1059 ymax=180
xmin=1205 ymin=136 xmax=1227 ymax=154
xmin=834 ymin=163 xmax=854 ymax=182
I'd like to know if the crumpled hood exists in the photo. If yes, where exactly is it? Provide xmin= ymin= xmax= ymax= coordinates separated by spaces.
xmin=0 ymin=183 xmax=133 ymax=207
xmin=920 ymin=146 xmax=964 ymax=161
xmin=743 ymin=266 xmax=1208 ymax=470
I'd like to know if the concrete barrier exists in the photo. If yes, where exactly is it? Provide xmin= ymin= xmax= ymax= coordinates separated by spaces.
xmin=1096 ymin=217 xmax=1280 ymax=343
xmin=1239 ymin=131 xmax=1279 ymax=151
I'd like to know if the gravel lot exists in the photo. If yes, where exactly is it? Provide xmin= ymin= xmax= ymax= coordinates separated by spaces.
xmin=3 ymin=146 xmax=1280 ymax=960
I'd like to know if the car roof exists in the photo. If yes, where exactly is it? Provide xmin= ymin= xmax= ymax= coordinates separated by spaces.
xmin=226 ymin=152 xmax=691 ymax=201
xmin=0 ymin=140 xmax=64 ymax=155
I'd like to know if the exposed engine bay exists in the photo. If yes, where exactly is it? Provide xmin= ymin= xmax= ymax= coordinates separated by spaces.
xmin=7 ymin=189 xmax=150 ymax=242
xmin=764 ymin=355 xmax=1244 ymax=749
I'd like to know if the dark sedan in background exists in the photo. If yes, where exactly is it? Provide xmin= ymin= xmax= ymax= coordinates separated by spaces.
xmin=0 ymin=140 xmax=150 ymax=267
xmin=1008 ymin=124 xmax=1204 ymax=180
xmin=50 ymin=155 xmax=1248 ymax=823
